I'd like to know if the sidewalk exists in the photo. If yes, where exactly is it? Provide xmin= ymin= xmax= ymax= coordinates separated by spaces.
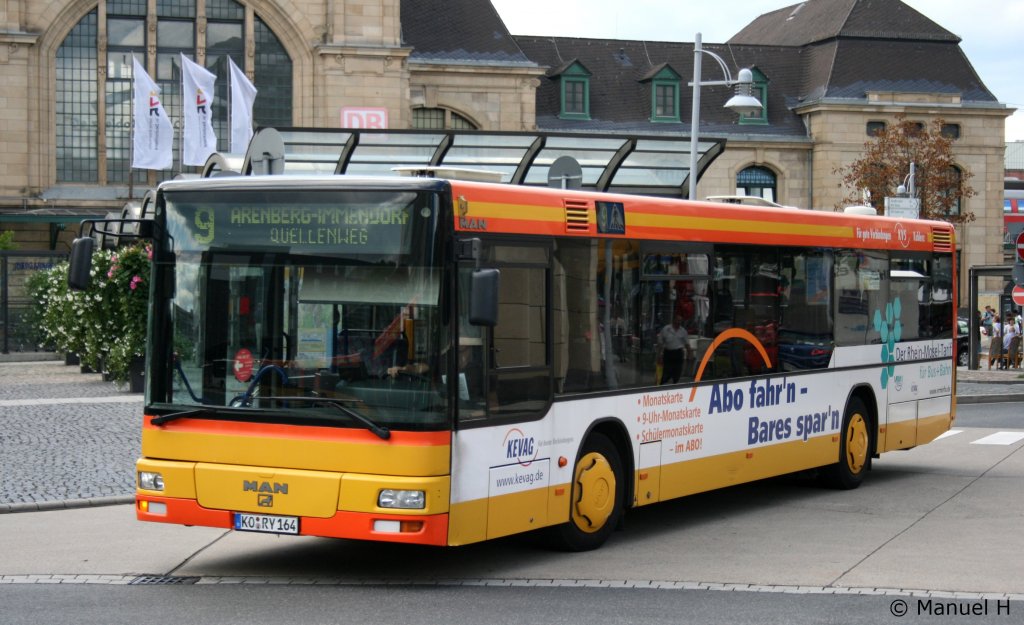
xmin=956 ymin=351 xmax=1024 ymax=403
xmin=0 ymin=358 xmax=141 ymax=513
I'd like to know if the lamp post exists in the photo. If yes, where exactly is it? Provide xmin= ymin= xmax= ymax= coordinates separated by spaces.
xmin=688 ymin=32 xmax=763 ymax=200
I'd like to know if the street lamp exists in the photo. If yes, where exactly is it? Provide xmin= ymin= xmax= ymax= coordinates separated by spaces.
xmin=688 ymin=32 xmax=762 ymax=200
xmin=896 ymin=162 xmax=916 ymax=196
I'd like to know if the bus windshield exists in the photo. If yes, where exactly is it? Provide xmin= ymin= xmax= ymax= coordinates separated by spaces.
xmin=147 ymin=187 xmax=450 ymax=431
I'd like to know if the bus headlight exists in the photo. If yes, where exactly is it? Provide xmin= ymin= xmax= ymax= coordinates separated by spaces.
xmin=138 ymin=471 xmax=164 ymax=491
xmin=378 ymin=489 xmax=425 ymax=509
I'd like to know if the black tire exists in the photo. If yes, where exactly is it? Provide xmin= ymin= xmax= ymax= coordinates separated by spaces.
xmin=549 ymin=432 xmax=624 ymax=551
xmin=957 ymin=349 xmax=969 ymax=367
xmin=820 ymin=397 xmax=871 ymax=490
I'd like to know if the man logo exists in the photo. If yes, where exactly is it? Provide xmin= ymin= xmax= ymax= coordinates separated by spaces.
xmin=243 ymin=480 xmax=289 ymax=494
xmin=258 ymin=494 xmax=274 ymax=507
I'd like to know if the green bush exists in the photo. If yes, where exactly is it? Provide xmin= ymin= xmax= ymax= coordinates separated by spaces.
xmin=23 ymin=269 xmax=55 ymax=350
xmin=104 ymin=243 xmax=152 ymax=382
xmin=33 ymin=242 xmax=151 ymax=383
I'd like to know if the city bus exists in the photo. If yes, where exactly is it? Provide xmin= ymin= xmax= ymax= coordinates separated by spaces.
xmin=96 ymin=173 xmax=956 ymax=550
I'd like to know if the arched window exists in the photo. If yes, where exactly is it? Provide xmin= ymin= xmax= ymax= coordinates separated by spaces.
xmin=56 ymin=0 xmax=293 ymax=184
xmin=736 ymin=165 xmax=778 ymax=203
xmin=411 ymin=107 xmax=479 ymax=130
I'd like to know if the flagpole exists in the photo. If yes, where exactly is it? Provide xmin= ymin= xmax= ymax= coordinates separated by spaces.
xmin=128 ymin=54 xmax=135 ymax=200
xmin=226 ymin=56 xmax=233 ymax=153
xmin=178 ymin=56 xmax=184 ymax=176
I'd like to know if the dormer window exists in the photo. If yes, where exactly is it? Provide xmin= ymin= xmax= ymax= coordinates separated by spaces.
xmin=550 ymin=60 xmax=591 ymax=120
xmin=738 ymin=67 xmax=768 ymax=126
xmin=634 ymin=63 xmax=684 ymax=122
xmin=641 ymin=64 xmax=681 ymax=123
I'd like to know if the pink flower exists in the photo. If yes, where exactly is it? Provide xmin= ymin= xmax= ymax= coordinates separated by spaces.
xmin=130 ymin=275 xmax=143 ymax=290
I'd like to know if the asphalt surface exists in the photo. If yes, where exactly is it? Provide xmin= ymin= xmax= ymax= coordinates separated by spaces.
xmin=1 ymin=353 xmax=1022 ymax=512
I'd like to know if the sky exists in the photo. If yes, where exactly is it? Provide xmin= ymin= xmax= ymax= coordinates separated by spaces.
xmin=490 ymin=0 xmax=1024 ymax=142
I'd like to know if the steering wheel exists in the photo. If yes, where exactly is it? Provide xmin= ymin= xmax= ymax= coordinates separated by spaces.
xmin=230 ymin=364 xmax=289 ymax=406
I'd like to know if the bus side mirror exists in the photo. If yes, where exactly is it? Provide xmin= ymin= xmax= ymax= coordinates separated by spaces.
xmin=469 ymin=268 xmax=499 ymax=327
xmin=68 ymin=237 xmax=95 ymax=291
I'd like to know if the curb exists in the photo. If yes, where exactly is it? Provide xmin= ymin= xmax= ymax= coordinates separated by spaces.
xmin=0 ymin=495 xmax=134 ymax=514
xmin=954 ymin=393 xmax=1024 ymax=403
xmin=0 ymin=354 xmax=62 ymax=364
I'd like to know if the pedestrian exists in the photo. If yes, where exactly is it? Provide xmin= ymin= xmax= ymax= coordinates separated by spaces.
xmin=987 ymin=315 xmax=1002 ymax=370
xmin=1002 ymin=315 xmax=1019 ymax=369
xmin=657 ymin=314 xmax=693 ymax=385
xmin=982 ymin=306 xmax=994 ymax=336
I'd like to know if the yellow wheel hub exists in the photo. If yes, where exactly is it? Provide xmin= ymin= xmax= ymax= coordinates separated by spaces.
xmin=845 ymin=413 xmax=868 ymax=474
xmin=571 ymin=451 xmax=615 ymax=533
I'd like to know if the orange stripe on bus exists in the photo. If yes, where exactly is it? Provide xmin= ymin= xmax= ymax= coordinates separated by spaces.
xmin=143 ymin=415 xmax=450 ymax=446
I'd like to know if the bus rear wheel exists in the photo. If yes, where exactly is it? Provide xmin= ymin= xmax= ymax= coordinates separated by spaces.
xmin=550 ymin=433 xmax=623 ymax=551
xmin=820 ymin=397 xmax=871 ymax=490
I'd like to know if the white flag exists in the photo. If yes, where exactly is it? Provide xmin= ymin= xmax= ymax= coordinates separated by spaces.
xmin=228 ymin=57 xmax=258 ymax=154
xmin=132 ymin=57 xmax=173 ymax=170
xmin=181 ymin=54 xmax=218 ymax=166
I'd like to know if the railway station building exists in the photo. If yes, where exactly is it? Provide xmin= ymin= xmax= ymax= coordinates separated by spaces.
xmin=0 ymin=0 xmax=1013 ymax=298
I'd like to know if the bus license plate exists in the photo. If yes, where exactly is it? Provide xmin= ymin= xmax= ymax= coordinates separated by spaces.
xmin=234 ymin=512 xmax=299 ymax=535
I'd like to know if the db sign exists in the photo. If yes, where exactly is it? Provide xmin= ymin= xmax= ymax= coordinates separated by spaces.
xmin=341 ymin=107 xmax=389 ymax=129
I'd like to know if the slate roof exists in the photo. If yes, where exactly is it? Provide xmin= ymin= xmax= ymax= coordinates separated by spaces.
xmin=728 ymin=0 xmax=960 ymax=47
xmin=400 ymin=0 xmax=536 ymax=66
xmin=507 ymin=0 xmax=998 ymax=137
xmin=514 ymin=36 xmax=808 ymax=137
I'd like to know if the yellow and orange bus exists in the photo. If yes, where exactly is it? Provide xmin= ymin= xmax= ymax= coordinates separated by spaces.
xmin=113 ymin=174 xmax=956 ymax=550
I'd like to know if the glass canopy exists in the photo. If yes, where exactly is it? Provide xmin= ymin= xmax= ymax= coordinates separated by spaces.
xmin=205 ymin=128 xmax=726 ymax=199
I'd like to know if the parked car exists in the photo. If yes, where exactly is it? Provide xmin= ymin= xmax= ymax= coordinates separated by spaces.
xmin=957 ymin=317 xmax=971 ymax=366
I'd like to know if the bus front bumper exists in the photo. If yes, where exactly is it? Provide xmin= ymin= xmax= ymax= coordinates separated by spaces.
xmin=135 ymin=495 xmax=450 ymax=546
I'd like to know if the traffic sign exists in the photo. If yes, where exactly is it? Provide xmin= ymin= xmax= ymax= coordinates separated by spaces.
xmin=1017 ymin=231 xmax=1024 ymax=263
xmin=885 ymin=196 xmax=920 ymax=219
xmin=1013 ymin=285 xmax=1024 ymax=307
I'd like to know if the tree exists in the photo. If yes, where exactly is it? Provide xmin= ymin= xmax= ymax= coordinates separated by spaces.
xmin=0 ymin=230 xmax=16 ymax=250
xmin=834 ymin=116 xmax=975 ymax=225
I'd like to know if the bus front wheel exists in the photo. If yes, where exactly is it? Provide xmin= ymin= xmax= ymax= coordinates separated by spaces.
xmin=820 ymin=396 xmax=871 ymax=490
xmin=550 ymin=432 xmax=623 ymax=551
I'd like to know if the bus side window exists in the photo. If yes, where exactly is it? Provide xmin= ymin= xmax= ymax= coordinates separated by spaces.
xmin=779 ymin=249 xmax=833 ymax=371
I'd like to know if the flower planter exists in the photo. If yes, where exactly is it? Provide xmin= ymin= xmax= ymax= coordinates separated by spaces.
xmin=64 ymin=352 xmax=80 ymax=366
xmin=129 ymin=356 xmax=146 ymax=393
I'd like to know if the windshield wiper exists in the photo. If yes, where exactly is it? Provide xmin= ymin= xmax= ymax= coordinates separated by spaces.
xmin=151 ymin=407 xmax=219 ymax=426
xmin=259 ymin=396 xmax=391 ymax=440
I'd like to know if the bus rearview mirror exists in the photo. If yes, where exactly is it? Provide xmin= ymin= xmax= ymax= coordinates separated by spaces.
xmin=68 ymin=237 xmax=95 ymax=291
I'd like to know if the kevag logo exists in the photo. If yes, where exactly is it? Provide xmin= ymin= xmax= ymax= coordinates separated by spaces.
xmin=503 ymin=428 xmax=538 ymax=467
